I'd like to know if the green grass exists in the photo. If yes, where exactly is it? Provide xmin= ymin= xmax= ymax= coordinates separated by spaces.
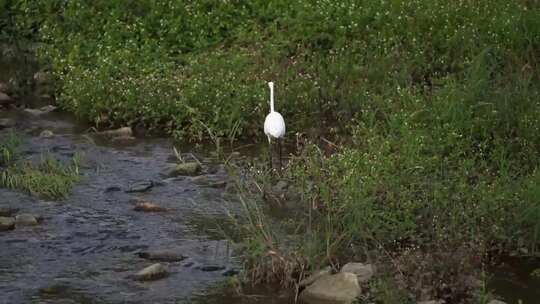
xmin=1 ymin=153 xmax=81 ymax=199
xmin=0 ymin=132 xmax=81 ymax=199
xmin=0 ymin=130 xmax=21 ymax=166
xmin=6 ymin=0 xmax=539 ymax=140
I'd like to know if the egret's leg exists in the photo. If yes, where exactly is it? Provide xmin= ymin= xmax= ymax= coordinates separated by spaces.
xmin=278 ymin=139 xmax=282 ymax=169
xmin=268 ymin=137 xmax=273 ymax=170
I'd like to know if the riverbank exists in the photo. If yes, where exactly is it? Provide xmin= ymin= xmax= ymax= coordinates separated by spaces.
xmin=2 ymin=1 xmax=540 ymax=303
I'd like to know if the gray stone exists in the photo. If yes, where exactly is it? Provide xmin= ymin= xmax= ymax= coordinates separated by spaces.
xmin=0 ymin=217 xmax=15 ymax=231
xmin=0 ymin=92 xmax=12 ymax=104
xmin=0 ymin=118 xmax=15 ymax=129
xmin=40 ymin=130 xmax=54 ymax=138
xmin=299 ymin=272 xmax=361 ymax=304
xmin=15 ymin=214 xmax=39 ymax=226
xmin=221 ymin=268 xmax=239 ymax=277
xmin=104 ymin=185 xmax=122 ymax=193
xmin=340 ymin=262 xmax=375 ymax=283
xmin=488 ymin=300 xmax=507 ymax=304
xmin=24 ymin=105 xmax=57 ymax=116
xmin=197 ymin=265 xmax=226 ymax=272
xmin=98 ymin=127 xmax=133 ymax=138
xmin=0 ymin=207 xmax=18 ymax=217
xmin=138 ymin=250 xmax=186 ymax=262
xmin=163 ymin=162 xmax=201 ymax=177
xmin=126 ymin=181 xmax=153 ymax=193
xmin=299 ymin=267 xmax=332 ymax=287
xmin=417 ymin=301 xmax=445 ymax=304
xmin=134 ymin=263 xmax=168 ymax=281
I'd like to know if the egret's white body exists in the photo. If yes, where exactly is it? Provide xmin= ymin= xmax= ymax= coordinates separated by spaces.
xmin=264 ymin=111 xmax=285 ymax=140
xmin=263 ymin=82 xmax=285 ymax=142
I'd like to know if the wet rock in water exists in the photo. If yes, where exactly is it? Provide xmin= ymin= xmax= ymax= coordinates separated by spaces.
xmin=196 ymin=265 xmax=226 ymax=272
xmin=221 ymin=268 xmax=240 ymax=277
xmin=24 ymin=105 xmax=57 ymax=116
xmin=299 ymin=272 xmax=361 ymax=304
xmin=488 ymin=300 xmax=507 ymax=304
xmin=0 ymin=118 xmax=15 ymax=129
xmin=15 ymin=214 xmax=40 ymax=226
xmin=0 ymin=207 xmax=18 ymax=217
xmin=0 ymin=217 xmax=15 ymax=231
xmin=0 ymin=92 xmax=13 ymax=104
xmin=133 ymin=202 xmax=167 ymax=212
xmin=340 ymin=262 xmax=375 ymax=283
xmin=134 ymin=263 xmax=168 ymax=281
xmin=40 ymin=129 xmax=54 ymax=138
xmin=138 ymin=250 xmax=186 ymax=262
xmin=39 ymin=284 xmax=65 ymax=295
xmin=299 ymin=266 xmax=332 ymax=288
xmin=104 ymin=185 xmax=122 ymax=193
xmin=163 ymin=162 xmax=202 ymax=177
xmin=207 ymin=164 xmax=226 ymax=175
xmin=126 ymin=180 xmax=153 ymax=193
xmin=183 ymin=261 xmax=195 ymax=268
xmin=191 ymin=175 xmax=227 ymax=188
xmin=111 ymin=135 xmax=136 ymax=144
xmin=98 ymin=126 xmax=133 ymax=138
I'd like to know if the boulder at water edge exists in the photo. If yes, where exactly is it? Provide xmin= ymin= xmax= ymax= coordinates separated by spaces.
xmin=0 ymin=92 xmax=13 ymax=105
xmin=299 ymin=272 xmax=361 ymax=304
xmin=299 ymin=267 xmax=332 ymax=288
xmin=15 ymin=214 xmax=40 ymax=226
xmin=340 ymin=262 xmax=374 ymax=283
xmin=163 ymin=162 xmax=202 ymax=177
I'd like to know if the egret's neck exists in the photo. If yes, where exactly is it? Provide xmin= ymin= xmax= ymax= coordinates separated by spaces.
xmin=270 ymin=86 xmax=275 ymax=112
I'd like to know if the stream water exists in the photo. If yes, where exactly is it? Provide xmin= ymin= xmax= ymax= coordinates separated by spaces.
xmin=0 ymin=109 xmax=249 ymax=304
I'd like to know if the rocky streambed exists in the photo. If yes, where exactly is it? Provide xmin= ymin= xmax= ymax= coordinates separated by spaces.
xmin=0 ymin=107 xmax=252 ymax=303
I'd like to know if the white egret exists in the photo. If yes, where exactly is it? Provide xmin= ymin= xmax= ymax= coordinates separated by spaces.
xmin=264 ymin=81 xmax=285 ymax=169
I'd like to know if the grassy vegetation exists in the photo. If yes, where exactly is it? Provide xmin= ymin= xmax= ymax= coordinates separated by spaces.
xmin=0 ymin=132 xmax=81 ymax=199
xmin=7 ymin=1 xmax=536 ymax=140
xmin=4 ymin=0 xmax=540 ymax=302
xmin=0 ymin=131 xmax=21 ymax=166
